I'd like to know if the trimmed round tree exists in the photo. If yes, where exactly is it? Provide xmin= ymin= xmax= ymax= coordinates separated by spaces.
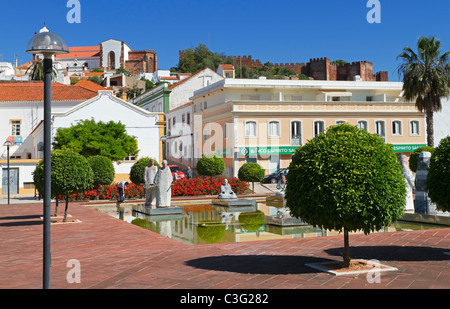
xmin=286 ymin=123 xmax=406 ymax=267
xmin=238 ymin=162 xmax=265 ymax=192
xmin=426 ymin=136 xmax=450 ymax=212
xmin=52 ymin=150 xmax=94 ymax=221
xmin=196 ymin=154 xmax=225 ymax=195
xmin=87 ymin=155 xmax=115 ymax=198
xmin=409 ymin=146 xmax=435 ymax=172
xmin=129 ymin=157 xmax=159 ymax=185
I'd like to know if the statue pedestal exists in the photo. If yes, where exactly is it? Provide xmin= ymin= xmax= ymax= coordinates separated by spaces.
xmin=266 ymin=195 xmax=286 ymax=207
xmin=133 ymin=204 xmax=183 ymax=216
xmin=212 ymin=198 xmax=256 ymax=207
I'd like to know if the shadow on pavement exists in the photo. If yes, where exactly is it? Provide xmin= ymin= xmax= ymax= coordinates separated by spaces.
xmin=185 ymin=255 xmax=334 ymax=275
xmin=325 ymin=245 xmax=450 ymax=262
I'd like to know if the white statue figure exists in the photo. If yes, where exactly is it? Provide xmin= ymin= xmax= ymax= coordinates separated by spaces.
xmin=144 ymin=158 xmax=158 ymax=207
xmin=154 ymin=160 xmax=173 ymax=207
xmin=398 ymin=154 xmax=415 ymax=212
xmin=276 ymin=175 xmax=287 ymax=196
xmin=218 ymin=179 xmax=237 ymax=199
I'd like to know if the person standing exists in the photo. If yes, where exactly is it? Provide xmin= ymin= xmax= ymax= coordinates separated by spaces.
xmin=117 ymin=181 xmax=129 ymax=202
xmin=186 ymin=166 xmax=193 ymax=179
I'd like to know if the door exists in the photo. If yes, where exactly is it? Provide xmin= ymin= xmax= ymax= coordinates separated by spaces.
xmin=2 ymin=168 xmax=19 ymax=194
xmin=269 ymin=155 xmax=280 ymax=174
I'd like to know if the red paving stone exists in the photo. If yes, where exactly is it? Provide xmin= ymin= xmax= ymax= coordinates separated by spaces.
xmin=0 ymin=202 xmax=449 ymax=293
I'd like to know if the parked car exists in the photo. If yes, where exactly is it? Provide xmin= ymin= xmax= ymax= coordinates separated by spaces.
xmin=261 ymin=168 xmax=288 ymax=184
xmin=169 ymin=165 xmax=185 ymax=180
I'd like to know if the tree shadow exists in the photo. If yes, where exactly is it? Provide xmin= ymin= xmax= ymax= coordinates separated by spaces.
xmin=185 ymin=255 xmax=334 ymax=275
xmin=0 ymin=220 xmax=42 ymax=227
xmin=325 ymin=246 xmax=450 ymax=262
xmin=0 ymin=215 xmax=42 ymax=220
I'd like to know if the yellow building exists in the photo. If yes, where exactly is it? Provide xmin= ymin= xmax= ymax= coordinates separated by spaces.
xmin=191 ymin=78 xmax=426 ymax=177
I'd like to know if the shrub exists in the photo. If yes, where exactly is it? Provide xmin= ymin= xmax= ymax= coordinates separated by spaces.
xmin=196 ymin=154 xmax=225 ymax=177
xmin=129 ymin=157 xmax=159 ymax=185
xmin=238 ymin=162 xmax=265 ymax=192
xmin=426 ymin=136 xmax=450 ymax=212
xmin=286 ymin=123 xmax=406 ymax=267
xmin=409 ymin=146 xmax=435 ymax=172
xmin=171 ymin=177 xmax=249 ymax=197
xmin=88 ymin=155 xmax=115 ymax=189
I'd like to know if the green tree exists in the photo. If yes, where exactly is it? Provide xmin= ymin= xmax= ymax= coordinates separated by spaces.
xmin=409 ymin=146 xmax=435 ymax=172
xmin=129 ymin=157 xmax=159 ymax=185
xmin=238 ymin=162 xmax=265 ymax=192
xmin=286 ymin=124 xmax=406 ymax=268
xmin=87 ymin=155 xmax=115 ymax=198
xmin=88 ymin=76 xmax=103 ymax=84
xmin=196 ymin=154 xmax=225 ymax=194
xmin=52 ymin=119 xmax=138 ymax=162
xmin=34 ymin=150 xmax=94 ymax=222
xmin=332 ymin=59 xmax=348 ymax=66
xmin=26 ymin=59 xmax=58 ymax=81
xmin=116 ymin=66 xmax=132 ymax=77
xmin=397 ymin=36 xmax=450 ymax=147
xmin=426 ymin=136 xmax=450 ymax=212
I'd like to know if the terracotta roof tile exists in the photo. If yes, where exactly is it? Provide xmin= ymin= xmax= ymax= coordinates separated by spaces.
xmin=74 ymin=80 xmax=106 ymax=92
xmin=220 ymin=64 xmax=234 ymax=69
xmin=0 ymin=82 xmax=98 ymax=102
xmin=55 ymin=46 xmax=101 ymax=59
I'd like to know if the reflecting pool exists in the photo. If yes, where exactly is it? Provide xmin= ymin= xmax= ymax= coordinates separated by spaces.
xmin=92 ymin=202 xmax=446 ymax=246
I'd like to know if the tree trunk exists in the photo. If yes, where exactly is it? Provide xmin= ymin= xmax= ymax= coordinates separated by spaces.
xmin=343 ymin=228 xmax=351 ymax=268
xmin=63 ymin=196 xmax=69 ymax=222
xmin=426 ymin=109 xmax=434 ymax=147
xmin=54 ymin=198 xmax=59 ymax=217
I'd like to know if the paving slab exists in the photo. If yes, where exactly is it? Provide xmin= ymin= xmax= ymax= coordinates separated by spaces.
xmin=0 ymin=201 xmax=449 ymax=296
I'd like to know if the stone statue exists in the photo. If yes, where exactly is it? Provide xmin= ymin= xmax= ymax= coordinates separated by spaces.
xmin=154 ymin=160 xmax=173 ymax=208
xmin=218 ymin=179 xmax=237 ymax=199
xmin=276 ymin=175 xmax=287 ymax=196
xmin=144 ymin=159 xmax=158 ymax=207
xmin=414 ymin=152 xmax=437 ymax=214
xmin=398 ymin=154 xmax=415 ymax=212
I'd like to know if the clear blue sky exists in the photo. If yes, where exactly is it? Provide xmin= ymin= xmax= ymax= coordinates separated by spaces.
xmin=1 ymin=0 xmax=449 ymax=81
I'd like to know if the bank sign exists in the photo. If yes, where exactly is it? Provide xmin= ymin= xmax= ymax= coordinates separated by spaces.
xmin=391 ymin=144 xmax=426 ymax=153
xmin=239 ymin=146 xmax=300 ymax=156
xmin=238 ymin=144 xmax=425 ymax=156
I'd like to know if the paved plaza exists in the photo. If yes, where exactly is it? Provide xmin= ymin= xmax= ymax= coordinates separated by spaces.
xmin=0 ymin=199 xmax=449 ymax=294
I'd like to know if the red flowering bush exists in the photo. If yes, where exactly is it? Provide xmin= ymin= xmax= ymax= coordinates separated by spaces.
xmin=61 ymin=177 xmax=249 ymax=201
xmin=171 ymin=177 xmax=249 ymax=197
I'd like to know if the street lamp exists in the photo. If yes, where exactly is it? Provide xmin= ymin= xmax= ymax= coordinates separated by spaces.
xmin=26 ymin=25 xmax=69 ymax=289
xmin=3 ymin=140 xmax=13 ymax=205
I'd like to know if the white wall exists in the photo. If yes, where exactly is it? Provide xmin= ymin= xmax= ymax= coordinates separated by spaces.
xmin=434 ymin=97 xmax=450 ymax=147
xmin=100 ymin=39 xmax=123 ymax=70
xmin=52 ymin=91 xmax=161 ymax=176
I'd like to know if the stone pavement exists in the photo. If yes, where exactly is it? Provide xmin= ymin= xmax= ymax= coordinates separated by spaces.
xmin=0 ymin=201 xmax=449 ymax=295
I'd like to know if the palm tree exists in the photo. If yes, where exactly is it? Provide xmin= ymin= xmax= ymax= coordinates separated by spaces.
xmin=397 ymin=36 xmax=450 ymax=147
xmin=26 ymin=59 xmax=58 ymax=81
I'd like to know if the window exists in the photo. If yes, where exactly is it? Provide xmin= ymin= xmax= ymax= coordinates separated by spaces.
xmin=291 ymin=121 xmax=302 ymax=145
xmin=375 ymin=121 xmax=385 ymax=141
xmin=225 ymin=123 xmax=229 ymax=140
xmin=268 ymin=121 xmax=280 ymax=137
xmin=410 ymin=120 xmax=420 ymax=135
xmin=335 ymin=120 xmax=346 ymax=125
xmin=314 ymin=121 xmax=325 ymax=137
xmin=11 ymin=120 xmax=21 ymax=136
xmin=245 ymin=121 xmax=257 ymax=137
xmin=357 ymin=120 xmax=368 ymax=132
xmin=123 ymin=154 xmax=136 ymax=161
xmin=392 ymin=120 xmax=402 ymax=135
xmin=168 ymin=118 xmax=171 ymax=130
xmin=182 ymin=114 xmax=186 ymax=124
xmin=186 ymin=113 xmax=191 ymax=125
xmin=172 ymin=117 xmax=176 ymax=126
xmin=225 ymin=73 xmax=230 ymax=78
xmin=366 ymin=96 xmax=373 ymax=102
xmin=204 ymin=101 xmax=207 ymax=110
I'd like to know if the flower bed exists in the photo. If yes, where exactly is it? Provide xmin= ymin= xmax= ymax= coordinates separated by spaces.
xmin=59 ymin=177 xmax=249 ymax=201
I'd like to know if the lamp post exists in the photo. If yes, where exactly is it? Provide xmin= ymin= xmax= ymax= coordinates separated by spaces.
xmin=26 ymin=25 xmax=69 ymax=289
xmin=3 ymin=140 xmax=13 ymax=205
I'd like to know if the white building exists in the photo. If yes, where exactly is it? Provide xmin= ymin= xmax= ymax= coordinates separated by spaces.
xmin=133 ymin=67 xmax=224 ymax=170
xmin=0 ymin=83 xmax=163 ymax=196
